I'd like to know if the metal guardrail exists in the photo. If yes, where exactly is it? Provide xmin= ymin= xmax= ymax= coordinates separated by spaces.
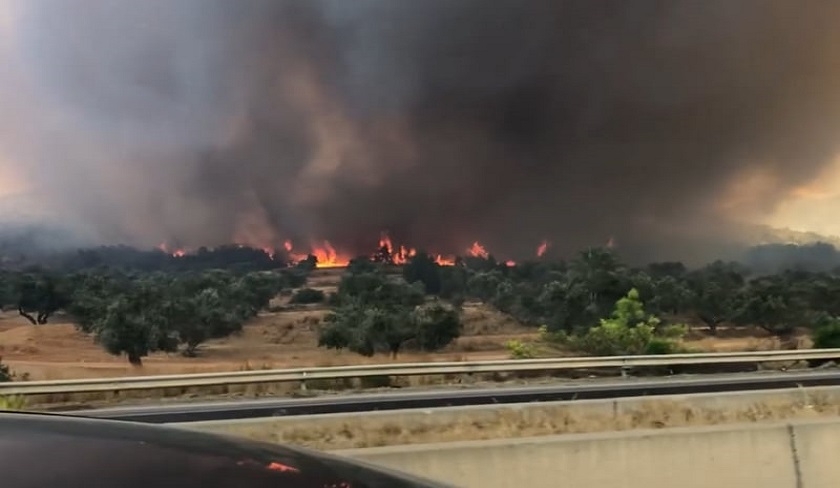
xmin=1 ymin=349 xmax=838 ymax=396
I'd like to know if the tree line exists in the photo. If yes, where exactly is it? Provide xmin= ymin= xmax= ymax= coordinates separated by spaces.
xmin=0 ymin=268 xmax=306 ymax=365
xmin=5 ymin=242 xmax=840 ymax=368
xmin=400 ymin=248 xmax=840 ymax=348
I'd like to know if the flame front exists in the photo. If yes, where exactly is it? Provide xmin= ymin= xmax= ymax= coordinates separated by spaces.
xmin=467 ymin=241 xmax=489 ymax=259
xmin=157 ymin=242 xmax=187 ymax=258
xmin=378 ymin=232 xmax=417 ymax=264
xmin=310 ymin=240 xmax=350 ymax=268
xmin=537 ymin=240 xmax=549 ymax=257
xmin=156 ymin=233 xmax=549 ymax=268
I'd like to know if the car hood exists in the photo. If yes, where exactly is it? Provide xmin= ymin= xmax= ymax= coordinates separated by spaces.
xmin=0 ymin=411 xmax=453 ymax=488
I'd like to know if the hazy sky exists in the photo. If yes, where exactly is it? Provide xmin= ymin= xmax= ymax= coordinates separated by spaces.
xmin=2 ymin=0 xmax=840 ymax=261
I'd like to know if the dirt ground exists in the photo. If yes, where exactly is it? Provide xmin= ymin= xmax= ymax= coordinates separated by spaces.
xmin=0 ymin=267 xmax=803 ymax=381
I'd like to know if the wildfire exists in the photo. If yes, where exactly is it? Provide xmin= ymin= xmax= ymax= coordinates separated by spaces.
xmin=467 ymin=241 xmax=489 ymax=259
xmin=309 ymin=240 xmax=350 ymax=268
xmin=157 ymin=233 xmax=544 ymax=269
xmin=378 ymin=232 xmax=417 ymax=265
xmin=281 ymin=239 xmax=351 ymax=268
xmin=537 ymin=240 xmax=550 ymax=257
xmin=157 ymin=242 xmax=187 ymax=258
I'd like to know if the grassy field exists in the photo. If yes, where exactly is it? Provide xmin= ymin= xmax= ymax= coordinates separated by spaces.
xmin=0 ymin=267 xmax=807 ymax=382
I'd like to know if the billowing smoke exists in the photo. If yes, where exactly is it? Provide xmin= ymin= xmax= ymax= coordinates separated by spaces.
xmin=2 ymin=0 xmax=840 ymax=263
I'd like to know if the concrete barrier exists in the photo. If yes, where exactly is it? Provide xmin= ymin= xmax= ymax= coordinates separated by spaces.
xmin=175 ymin=385 xmax=840 ymax=449
xmin=336 ymin=419 xmax=840 ymax=488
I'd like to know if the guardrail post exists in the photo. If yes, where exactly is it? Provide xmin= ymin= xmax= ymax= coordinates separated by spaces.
xmin=300 ymin=372 xmax=307 ymax=392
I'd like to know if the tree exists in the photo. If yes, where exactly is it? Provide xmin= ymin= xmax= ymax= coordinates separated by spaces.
xmin=562 ymin=288 xmax=687 ymax=356
xmin=736 ymin=276 xmax=808 ymax=339
xmin=567 ymin=248 xmax=631 ymax=323
xmin=413 ymin=303 xmax=462 ymax=351
xmin=66 ymin=271 xmax=132 ymax=333
xmin=93 ymin=284 xmax=179 ymax=366
xmin=319 ymin=302 xmax=462 ymax=358
xmin=15 ymin=273 xmax=68 ymax=324
xmin=688 ymin=261 xmax=745 ymax=334
xmin=319 ymin=305 xmax=411 ymax=358
xmin=175 ymin=287 xmax=246 ymax=357
xmin=537 ymin=280 xmax=589 ymax=332
xmin=403 ymin=252 xmax=442 ymax=295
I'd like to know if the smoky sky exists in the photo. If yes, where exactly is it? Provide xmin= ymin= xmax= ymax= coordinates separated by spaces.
xmin=3 ymin=0 xmax=840 ymax=262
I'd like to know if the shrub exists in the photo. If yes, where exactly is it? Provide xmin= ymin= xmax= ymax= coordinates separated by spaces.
xmin=809 ymin=315 xmax=840 ymax=367
xmin=561 ymin=289 xmax=687 ymax=356
xmin=506 ymin=339 xmax=537 ymax=359
xmin=0 ymin=357 xmax=12 ymax=382
xmin=0 ymin=395 xmax=26 ymax=410
xmin=812 ymin=315 xmax=840 ymax=349
xmin=290 ymin=288 xmax=326 ymax=304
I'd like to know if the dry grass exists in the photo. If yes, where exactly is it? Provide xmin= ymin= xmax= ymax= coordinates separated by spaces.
xmin=216 ymin=390 xmax=840 ymax=451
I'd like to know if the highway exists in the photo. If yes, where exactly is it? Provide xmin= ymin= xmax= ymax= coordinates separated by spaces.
xmin=65 ymin=368 xmax=840 ymax=423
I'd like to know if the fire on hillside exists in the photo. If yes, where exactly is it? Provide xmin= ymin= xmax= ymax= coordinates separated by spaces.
xmin=157 ymin=232 xmax=541 ymax=268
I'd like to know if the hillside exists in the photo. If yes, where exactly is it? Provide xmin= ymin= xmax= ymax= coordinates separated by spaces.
xmin=0 ymin=267 xmax=794 ymax=382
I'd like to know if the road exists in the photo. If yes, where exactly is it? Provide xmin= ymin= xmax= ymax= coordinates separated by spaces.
xmin=62 ymin=368 xmax=840 ymax=423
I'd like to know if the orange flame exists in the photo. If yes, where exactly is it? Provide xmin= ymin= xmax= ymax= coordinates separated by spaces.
xmin=467 ymin=241 xmax=489 ymax=259
xmin=283 ymin=239 xmax=354 ymax=268
xmin=378 ymin=232 xmax=417 ymax=264
xmin=159 ymin=233 xmax=526 ymax=269
xmin=537 ymin=240 xmax=549 ymax=257
xmin=309 ymin=240 xmax=351 ymax=268
xmin=157 ymin=242 xmax=187 ymax=258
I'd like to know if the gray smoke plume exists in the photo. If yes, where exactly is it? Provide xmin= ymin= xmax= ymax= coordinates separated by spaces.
xmin=2 ymin=0 xmax=840 ymax=263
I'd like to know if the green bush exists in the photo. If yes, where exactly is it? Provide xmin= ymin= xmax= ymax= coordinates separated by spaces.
xmin=290 ymin=288 xmax=326 ymax=304
xmin=0 ymin=395 xmax=26 ymax=410
xmin=808 ymin=315 xmax=840 ymax=367
xmin=812 ymin=315 xmax=840 ymax=349
xmin=562 ymin=289 xmax=686 ymax=356
xmin=505 ymin=339 xmax=536 ymax=359
xmin=644 ymin=338 xmax=680 ymax=355
xmin=0 ymin=357 xmax=14 ymax=382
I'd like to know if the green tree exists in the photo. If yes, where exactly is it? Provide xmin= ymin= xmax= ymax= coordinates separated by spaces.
xmin=319 ymin=305 xmax=413 ymax=358
xmin=413 ymin=302 xmax=462 ymax=351
xmin=736 ymin=276 xmax=808 ymax=338
xmin=174 ymin=287 xmax=246 ymax=357
xmin=563 ymin=288 xmax=687 ymax=356
xmin=567 ymin=248 xmax=631 ymax=324
xmin=15 ymin=273 xmax=68 ymax=324
xmin=807 ymin=314 xmax=840 ymax=366
xmin=403 ymin=252 xmax=442 ymax=295
xmin=319 ymin=302 xmax=462 ymax=358
xmin=93 ymin=282 xmax=180 ymax=366
xmin=688 ymin=261 xmax=745 ymax=334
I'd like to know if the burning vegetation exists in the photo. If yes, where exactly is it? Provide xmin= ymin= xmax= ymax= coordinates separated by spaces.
xmin=154 ymin=232 xmax=551 ymax=269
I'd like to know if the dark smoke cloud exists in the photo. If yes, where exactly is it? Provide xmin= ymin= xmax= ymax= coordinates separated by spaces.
xmin=3 ymin=0 xmax=840 ymax=263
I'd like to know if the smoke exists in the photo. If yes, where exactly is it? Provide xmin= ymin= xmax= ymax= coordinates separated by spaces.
xmin=3 ymin=0 xmax=840 ymax=263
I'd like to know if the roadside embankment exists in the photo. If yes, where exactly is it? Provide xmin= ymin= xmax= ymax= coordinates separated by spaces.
xmin=175 ymin=385 xmax=840 ymax=450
